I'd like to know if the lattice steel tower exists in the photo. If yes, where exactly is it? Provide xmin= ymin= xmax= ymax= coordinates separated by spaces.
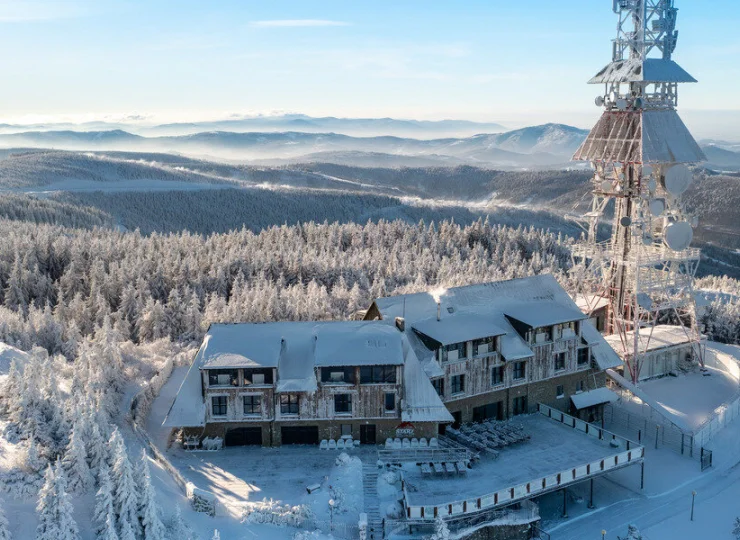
xmin=572 ymin=0 xmax=706 ymax=384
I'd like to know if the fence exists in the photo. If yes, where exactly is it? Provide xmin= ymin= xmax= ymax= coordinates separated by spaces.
xmin=377 ymin=447 xmax=472 ymax=465
xmin=403 ymin=405 xmax=644 ymax=521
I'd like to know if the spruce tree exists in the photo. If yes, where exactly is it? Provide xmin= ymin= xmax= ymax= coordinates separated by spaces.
xmin=137 ymin=452 xmax=166 ymax=540
xmin=0 ymin=503 xmax=11 ymax=540
xmin=62 ymin=419 xmax=93 ymax=493
xmin=53 ymin=461 xmax=79 ymax=540
xmin=110 ymin=430 xmax=140 ymax=537
xmin=35 ymin=465 xmax=59 ymax=540
xmin=93 ymin=464 xmax=115 ymax=537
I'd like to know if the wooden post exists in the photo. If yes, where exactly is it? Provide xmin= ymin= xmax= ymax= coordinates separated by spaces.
xmin=655 ymin=425 xmax=659 ymax=449
xmin=588 ymin=478 xmax=595 ymax=509
xmin=562 ymin=488 xmax=568 ymax=518
xmin=640 ymin=462 xmax=645 ymax=490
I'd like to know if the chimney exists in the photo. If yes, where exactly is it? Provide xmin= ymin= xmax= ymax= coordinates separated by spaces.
xmin=437 ymin=301 xmax=441 ymax=322
xmin=395 ymin=317 xmax=405 ymax=332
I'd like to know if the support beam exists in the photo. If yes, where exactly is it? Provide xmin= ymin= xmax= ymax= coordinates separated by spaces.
xmin=640 ymin=462 xmax=645 ymax=490
xmin=588 ymin=478 xmax=595 ymax=509
xmin=562 ymin=488 xmax=568 ymax=519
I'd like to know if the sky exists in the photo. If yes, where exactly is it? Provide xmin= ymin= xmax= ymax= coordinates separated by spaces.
xmin=0 ymin=0 xmax=738 ymax=137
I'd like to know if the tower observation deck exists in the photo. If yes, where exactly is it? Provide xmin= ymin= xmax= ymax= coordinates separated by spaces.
xmin=571 ymin=0 xmax=706 ymax=384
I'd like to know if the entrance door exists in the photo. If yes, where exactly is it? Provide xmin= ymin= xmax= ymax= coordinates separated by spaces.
xmin=452 ymin=411 xmax=462 ymax=429
xmin=281 ymin=426 xmax=319 ymax=445
xmin=360 ymin=424 xmax=376 ymax=445
xmin=225 ymin=427 xmax=263 ymax=446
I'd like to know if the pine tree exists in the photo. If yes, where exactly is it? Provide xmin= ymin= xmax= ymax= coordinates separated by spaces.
xmin=211 ymin=531 xmax=220 ymax=540
xmin=0 ymin=503 xmax=11 ymax=540
xmin=87 ymin=421 xmax=108 ymax=481
xmin=35 ymin=465 xmax=59 ymax=540
xmin=137 ymin=451 xmax=166 ymax=540
xmin=110 ymin=430 xmax=140 ymax=537
xmin=625 ymin=524 xmax=643 ymax=540
xmin=93 ymin=464 xmax=115 ymax=537
xmin=429 ymin=516 xmax=450 ymax=540
xmin=53 ymin=461 xmax=79 ymax=540
xmin=169 ymin=506 xmax=195 ymax=540
xmin=119 ymin=520 xmax=136 ymax=540
xmin=62 ymin=419 xmax=93 ymax=493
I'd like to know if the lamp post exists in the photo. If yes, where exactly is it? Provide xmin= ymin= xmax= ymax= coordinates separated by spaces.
xmin=691 ymin=490 xmax=697 ymax=521
xmin=601 ymin=529 xmax=606 ymax=540
xmin=329 ymin=498 xmax=335 ymax=531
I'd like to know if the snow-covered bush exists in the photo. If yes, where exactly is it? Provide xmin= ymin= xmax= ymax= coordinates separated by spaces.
xmin=242 ymin=499 xmax=313 ymax=528
xmin=335 ymin=452 xmax=352 ymax=467
xmin=427 ymin=516 xmax=450 ymax=540
xmin=381 ymin=471 xmax=399 ymax=485
xmin=201 ymin=437 xmax=223 ymax=451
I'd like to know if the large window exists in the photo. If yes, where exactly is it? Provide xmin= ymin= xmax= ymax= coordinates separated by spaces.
xmin=360 ymin=365 xmax=396 ymax=384
xmin=439 ymin=342 xmax=466 ymax=363
xmin=208 ymin=369 xmax=238 ymax=387
xmin=491 ymin=365 xmax=504 ymax=387
xmin=321 ymin=367 xmax=356 ymax=384
xmin=280 ymin=394 xmax=299 ymax=415
xmin=243 ymin=395 xmax=261 ymax=415
xmin=211 ymin=396 xmax=227 ymax=416
xmin=243 ymin=368 xmax=273 ymax=386
xmin=513 ymin=361 xmax=526 ymax=381
xmin=555 ymin=352 xmax=566 ymax=372
xmin=432 ymin=378 xmax=444 ymax=397
xmin=577 ymin=348 xmax=590 ymax=366
xmin=334 ymin=394 xmax=352 ymax=414
xmin=473 ymin=402 xmax=503 ymax=423
xmin=451 ymin=374 xmax=465 ymax=395
xmin=513 ymin=396 xmax=528 ymax=415
xmin=473 ymin=336 xmax=496 ymax=357
xmin=532 ymin=326 xmax=553 ymax=343
xmin=384 ymin=393 xmax=396 ymax=412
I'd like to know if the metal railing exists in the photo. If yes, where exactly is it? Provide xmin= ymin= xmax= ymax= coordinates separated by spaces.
xmin=377 ymin=447 xmax=472 ymax=465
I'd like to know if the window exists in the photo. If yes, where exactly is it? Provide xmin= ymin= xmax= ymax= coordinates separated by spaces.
xmin=208 ymin=369 xmax=238 ymax=387
xmin=211 ymin=396 xmax=227 ymax=416
xmin=451 ymin=374 xmax=465 ymax=395
xmin=243 ymin=368 xmax=273 ymax=385
xmin=432 ymin=378 xmax=444 ymax=397
xmin=577 ymin=348 xmax=590 ymax=366
xmin=439 ymin=342 xmax=466 ymax=363
xmin=556 ymin=385 xmax=565 ymax=399
xmin=341 ymin=424 xmax=352 ymax=437
xmin=576 ymin=381 xmax=586 ymax=393
xmin=532 ymin=327 xmax=553 ymax=343
xmin=243 ymin=395 xmax=261 ymax=415
xmin=280 ymin=394 xmax=299 ymax=415
xmin=321 ymin=367 xmax=356 ymax=384
xmin=384 ymin=393 xmax=396 ymax=412
xmin=513 ymin=396 xmax=528 ymax=415
xmin=491 ymin=365 xmax=504 ymax=386
xmin=473 ymin=402 xmax=503 ymax=423
xmin=513 ymin=361 xmax=526 ymax=381
xmin=360 ymin=366 xmax=396 ymax=384
xmin=555 ymin=352 xmax=566 ymax=372
xmin=473 ymin=336 xmax=496 ymax=356
xmin=334 ymin=394 xmax=352 ymax=414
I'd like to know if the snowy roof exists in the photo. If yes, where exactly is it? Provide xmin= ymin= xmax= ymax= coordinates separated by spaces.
xmin=200 ymin=324 xmax=282 ymax=369
xmin=401 ymin=340 xmax=454 ymax=424
xmin=573 ymin=294 xmax=609 ymax=314
xmin=276 ymin=335 xmax=317 ymax=393
xmin=504 ymin=301 xmax=586 ymax=329
xmin=163 ymin=342 xmax=208 ymax=427
xmin=581 ymin=322 xmax=624 ymax=370
xmin=570 ymin=387 xmax=618 ymax=410
xmin=604 ymin=325 xmax=703 ymax=356
xmin=411 ymin=313 xmax=506 ymax=347
xmin=573 ymin=110 xmax=706 ymax=164
xmin=373 ymin=275 xmax=580 ymax=363
xmin=589 ymin=58 xmax=696 ymax=84
xmin=314 ymin=324 xmax=403 ymax=367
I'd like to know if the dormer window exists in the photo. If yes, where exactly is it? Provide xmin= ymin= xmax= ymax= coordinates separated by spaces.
xmin=321 ymin=367 xmax=356 ymax=384
xmin=473 ymin=336 xmax=497 ymax=357
xmin=439 ymin=342 xmax=466 ymax=363
xmin=208 ymin=369 xmax=238 ymax=387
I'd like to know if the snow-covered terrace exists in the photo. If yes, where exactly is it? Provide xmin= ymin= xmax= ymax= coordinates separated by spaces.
xmin=402 ymin=405 xmax=644 ymax=520
xmin=604 ymin=324 xmax=701 ymax=356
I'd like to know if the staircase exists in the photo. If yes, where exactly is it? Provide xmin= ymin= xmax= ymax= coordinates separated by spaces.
xmin=362 ymin=462 xmax=383 ymax=539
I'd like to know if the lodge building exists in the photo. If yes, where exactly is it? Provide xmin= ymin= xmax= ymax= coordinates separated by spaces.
xmin=164 ymin=275 xmax=623 ymax=446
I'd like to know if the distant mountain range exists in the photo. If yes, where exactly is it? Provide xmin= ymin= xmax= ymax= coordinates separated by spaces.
xmin=0 ymin=121 xmax=736 ymax=171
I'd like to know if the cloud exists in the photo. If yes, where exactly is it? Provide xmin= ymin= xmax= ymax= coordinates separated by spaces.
xmin=249 ymin=19 xmax=350 ymax=28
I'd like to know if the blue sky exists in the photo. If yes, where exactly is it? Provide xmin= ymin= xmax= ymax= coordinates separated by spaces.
xmin=0 ymin=0 xmax=738 ymax=135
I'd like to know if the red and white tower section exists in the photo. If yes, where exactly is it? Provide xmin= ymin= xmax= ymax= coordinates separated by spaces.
xmin=572 ymin=0 xmax=706 ymax=384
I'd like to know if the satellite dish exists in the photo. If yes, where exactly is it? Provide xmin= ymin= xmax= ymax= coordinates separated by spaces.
xmin=595 ymin=96 xmax=605 ymax=107
xmin=648 ymin=178 xmax=657 ymax=193
xmin=620 ymin=216 xmax=632 ymax=227
xmin=664 ymin=221 xmax=693 ymax=251
xmin=642 ymin=165 xmax=653 ymax=177
xmin=636 ymin=293 xmax=653 ymax=310
xmin=616 ymin=99 xmax=628 ymax=111
xmin=601 ymin=180 xmax=612 ymax=192
xmin=663 ymin=164 xmax=692 ymax=196
xmin=634 ymin=97 xmax=644 ymax=109
xmin=609 ymin=91 xmax=619 ymax=103
xmin=649 ymin=198 xmax=666 ymax=217
xmin=643 ymin=235 xmax=653 ymax=246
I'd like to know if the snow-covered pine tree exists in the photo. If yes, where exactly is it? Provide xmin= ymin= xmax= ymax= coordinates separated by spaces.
xmin=137 ymin=451 xmax=166 ymax=540
xmin=0 ymin=503 xmax=11 ymax=540
xmin=100 ymin=513 xmax=119 ymax=540
xmin=428 ymin=516 xmax=450 ymax=540
xmin=110 ymin=429 xmax=140 ymax=537
xmin=733 ymin=517 xmax=740 ymax=540
xmin=53 ymin=461 xmax=79 ymax=540
xmin=87 ymin=421 xmax=108 ymax=481
xmin=168 ymin=506 xmax=195 ymax=540
xmin=211 ymin=530 xmax=220 ymax=540
xmin=35 ymin=465 xmax=59 ymax=540
xmin=62 ymin=419 xmax=94 ymax=493
xmin=93 ymin=464 xmax=115 ymax=537
xmin=119 ymin=520 xmax=136 ymax=540
xmin=625 ymin=524 xmax=643 ymax=540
